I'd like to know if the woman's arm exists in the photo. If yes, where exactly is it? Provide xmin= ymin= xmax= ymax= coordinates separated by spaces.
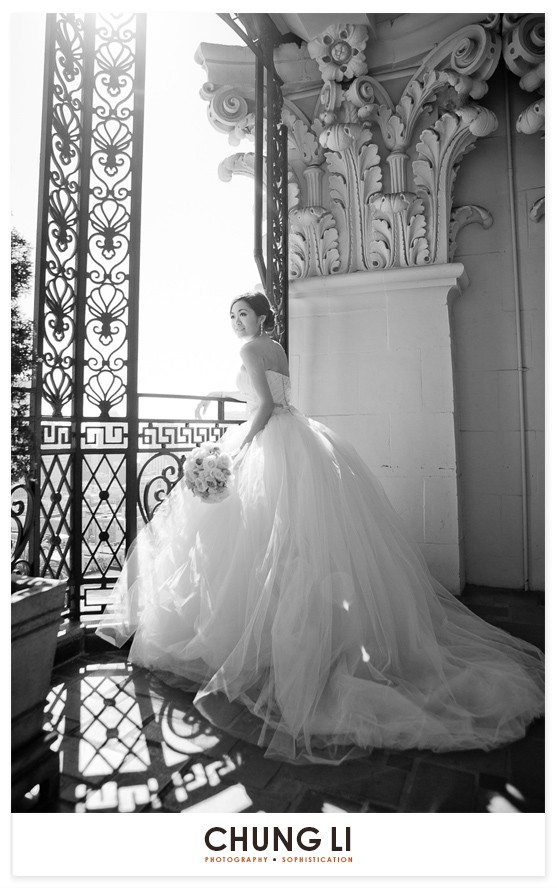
xmin=239 ymin=342 xmax=275 ymax=447
xmin=194 ymin=390 xmax=244 ymax=419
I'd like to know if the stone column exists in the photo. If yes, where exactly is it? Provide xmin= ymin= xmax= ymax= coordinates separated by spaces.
xmin=289 ymin=263 xmax=468 ymax=594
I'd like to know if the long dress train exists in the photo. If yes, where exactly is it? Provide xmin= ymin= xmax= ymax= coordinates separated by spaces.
xmin=97 ymin=368 xmax=544 ymax=764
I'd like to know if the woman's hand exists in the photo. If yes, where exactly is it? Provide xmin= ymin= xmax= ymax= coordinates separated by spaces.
xmin=232 ymin=441 xmax=250 ymax=469
xmin=195 ymin=392 xmax=221 ymax=420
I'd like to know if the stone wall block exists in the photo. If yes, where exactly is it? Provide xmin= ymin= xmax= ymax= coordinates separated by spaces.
xmin=460 ymin=430 xmax=522 ymax=496
xmin=389 ymin=412 xmax=457 ymax=477
xmin=358 ymin=350 xmax=422 ymax=415
xmin=424 ymin=476 xmax=460 ymax=546
xmin=456 ymin=370 xmax=499 ymax=431
xmin=387 ymin=292 xmax=451 ymax=351
xmin=328 ymin=309 xmax=388 ymax=354
xmin=297 ymin=351 xmax=359 ymax=416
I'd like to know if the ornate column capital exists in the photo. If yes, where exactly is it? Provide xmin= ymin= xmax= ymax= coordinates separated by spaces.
xmin=196 ymin=18 xmax=511 ymax=277
xmin=280 ymin=20 xmax=501 ymax=275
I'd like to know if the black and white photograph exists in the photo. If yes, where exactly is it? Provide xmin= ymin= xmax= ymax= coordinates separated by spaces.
xmin=10 ymin=9 xmax=548 ymax=885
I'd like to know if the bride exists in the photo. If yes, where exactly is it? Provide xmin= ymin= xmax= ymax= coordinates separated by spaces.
xmin=97 ymin=291 xmax=544 ymax=764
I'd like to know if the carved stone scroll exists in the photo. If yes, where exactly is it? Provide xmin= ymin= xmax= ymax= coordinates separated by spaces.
xmin=502 ymin=14 xmax=545 ymax=135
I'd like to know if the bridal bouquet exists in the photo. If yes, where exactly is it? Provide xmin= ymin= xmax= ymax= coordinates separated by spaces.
xmin=183 ymin=444 xmax=234 ymax=504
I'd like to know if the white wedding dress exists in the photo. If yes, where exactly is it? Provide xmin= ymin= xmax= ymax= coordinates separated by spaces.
xmin=97 ymin=368 xmax=544 ymax=764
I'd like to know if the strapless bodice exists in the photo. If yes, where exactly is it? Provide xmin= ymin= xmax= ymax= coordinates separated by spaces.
xmin=237 ymin=367 xmax=293 ymax=415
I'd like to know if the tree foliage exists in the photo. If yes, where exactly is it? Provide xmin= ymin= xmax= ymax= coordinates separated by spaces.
xmin=11 ymin=228 xmax=35 ymax=482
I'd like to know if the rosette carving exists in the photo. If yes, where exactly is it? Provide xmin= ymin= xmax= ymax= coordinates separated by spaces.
xmin=307 ymin=24 xmax=368 ymax=82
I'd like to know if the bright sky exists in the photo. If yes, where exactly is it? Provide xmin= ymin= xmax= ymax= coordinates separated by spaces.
xmin=10 ymin=12 xmax=258 ymax=405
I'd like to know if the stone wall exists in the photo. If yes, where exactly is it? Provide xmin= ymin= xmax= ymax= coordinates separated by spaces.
xmin=289 ymin=265 xmax=467 ymax=594
xmin=452 ymin=66 xmax=544 ymax=590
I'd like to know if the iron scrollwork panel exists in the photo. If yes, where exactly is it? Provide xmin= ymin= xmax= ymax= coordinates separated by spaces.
xmin=266 ymin=74 xmax=289 ymax=352
xmin=38 ymin=13 xmax=85 ymax=418
xmin=83 ymin=13 xmax=144 ymax=420
xmin=34 ymin=13 xmax=146 ymax=616
xmin=11 ymin=477 xmax=35 ymax=575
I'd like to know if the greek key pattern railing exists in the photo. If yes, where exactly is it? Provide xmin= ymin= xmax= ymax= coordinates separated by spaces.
xmin=12 ymin=399 xmax=245 ymax=621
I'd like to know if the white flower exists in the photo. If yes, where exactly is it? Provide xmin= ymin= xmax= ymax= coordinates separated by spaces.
xmin=203 ymin=456 xmax=218 ymax=471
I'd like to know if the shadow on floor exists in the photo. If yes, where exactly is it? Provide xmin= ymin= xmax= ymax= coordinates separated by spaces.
xmin=15 ymin=585 xmax=545 ymax=814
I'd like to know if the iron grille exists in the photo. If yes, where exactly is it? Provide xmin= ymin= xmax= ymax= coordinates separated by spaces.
xmin=14 ymin=12 xmax=290 ymax=625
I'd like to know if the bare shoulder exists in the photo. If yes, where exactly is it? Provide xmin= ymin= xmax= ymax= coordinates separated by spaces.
xmin=239 ymin=338 xmax=264 ymax=360
xmin=239 ymin=339 xmax=266 ymax=369
xmin=240 ymin=337 xmax=289 ymax=374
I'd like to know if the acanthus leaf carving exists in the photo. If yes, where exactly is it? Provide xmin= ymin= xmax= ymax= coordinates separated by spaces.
xmin=218 ymin=152 xmax=257 ymax=183
xmin=413 ymin=106 xmax=497 ymax=263
xmin=529 ymin=196 xmax=545 ymax=223
xmin=288 ymin=207 xmax=341 ymax=279
xmin=449 ymin=205 xmax=493 ymax=260
xmin=218 ymin=150 xmax=302 ymax=212
xmin=282 ymin=107 xmax=325 ymax=166
xmin=325 ymin=128 xmax=382 ymax=273
xmin=367 ymin=193 xmax=430 ymax=269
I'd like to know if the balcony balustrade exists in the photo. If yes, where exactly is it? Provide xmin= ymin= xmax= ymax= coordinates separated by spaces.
xmin=11 ymin=393 xmax=246 ymax=625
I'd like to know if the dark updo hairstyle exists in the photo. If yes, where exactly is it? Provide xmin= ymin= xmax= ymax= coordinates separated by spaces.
xmin=230 ymin=291 xmax=276 ymax=333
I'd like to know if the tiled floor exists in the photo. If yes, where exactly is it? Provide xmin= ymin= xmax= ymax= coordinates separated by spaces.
xmin=15 ymin=586 xmax=545 ymax=814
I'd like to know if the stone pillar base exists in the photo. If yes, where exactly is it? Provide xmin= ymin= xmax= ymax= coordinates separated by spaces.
xmin=289 ymin=264 xmax=468 ymax=594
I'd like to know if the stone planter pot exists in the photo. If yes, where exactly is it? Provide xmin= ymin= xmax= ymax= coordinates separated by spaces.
xmin=11 ymin=575 xmax=67 ymax=751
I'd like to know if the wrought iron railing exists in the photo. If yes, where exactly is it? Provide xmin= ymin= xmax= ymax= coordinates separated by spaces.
xmin=18 ymin=12 xmax=289 ymax=626
xmin=11 ymin=394 xmax=245 ymax=623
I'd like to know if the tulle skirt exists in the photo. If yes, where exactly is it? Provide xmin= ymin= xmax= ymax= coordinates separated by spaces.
xmin=97 ymin=407 xmax=544 ymax=764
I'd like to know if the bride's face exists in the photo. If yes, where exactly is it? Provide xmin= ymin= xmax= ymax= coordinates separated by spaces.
xmin=230 ymin=301 xmax=263 ymax=340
